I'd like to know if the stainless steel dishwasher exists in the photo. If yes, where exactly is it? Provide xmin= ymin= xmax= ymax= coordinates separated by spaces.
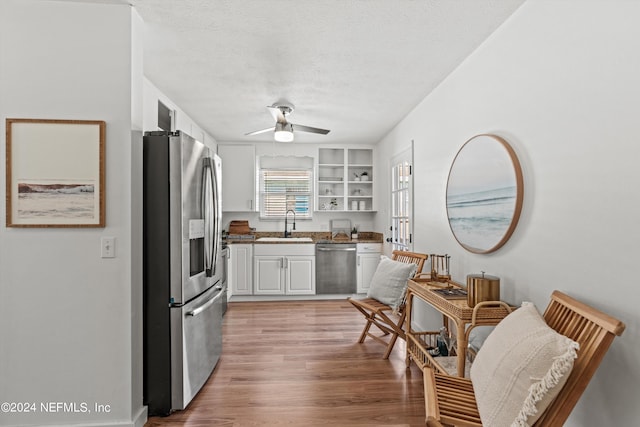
xmin=315 ymin=242 xmax=357 ymax=294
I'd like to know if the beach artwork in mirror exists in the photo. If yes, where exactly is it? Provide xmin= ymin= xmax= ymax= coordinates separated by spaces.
xmin=446 ymin=134 xmax=523 ymax=254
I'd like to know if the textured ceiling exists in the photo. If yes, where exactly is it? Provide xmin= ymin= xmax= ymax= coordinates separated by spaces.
xmin=125 ymin=0 xmax=525 ymax=144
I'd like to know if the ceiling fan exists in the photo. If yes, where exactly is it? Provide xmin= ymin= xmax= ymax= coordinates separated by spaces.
xmin=245 ymin=102 xmax=330 ymax=142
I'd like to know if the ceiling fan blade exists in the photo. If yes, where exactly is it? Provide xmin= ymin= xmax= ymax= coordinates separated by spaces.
xmin=267 ymin=106 xmax=286 ymax=123
xmin=245 ymin=126 xmax=274 ymax=136
xmin=291 ymin=123 xmax=330 ymax=135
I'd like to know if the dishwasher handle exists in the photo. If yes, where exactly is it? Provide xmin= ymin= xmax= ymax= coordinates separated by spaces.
xmin=316 ymin=247 xmax=356 ymax=252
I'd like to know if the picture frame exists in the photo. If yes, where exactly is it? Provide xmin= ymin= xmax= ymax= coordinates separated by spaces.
xmin=5 ymin=118 xmax=106 ymax=227
xmin=446 ymin=134 xmax=523 ymax=254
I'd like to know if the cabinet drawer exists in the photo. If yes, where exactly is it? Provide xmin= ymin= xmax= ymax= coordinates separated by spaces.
xmin=254 ymin=243 xmax=315 ymax=256
xmin=356 ymin=243 xmax=382 ymax=253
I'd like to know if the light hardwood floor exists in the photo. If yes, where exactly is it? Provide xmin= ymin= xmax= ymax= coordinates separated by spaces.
xmin=144 ymin=300 xmax=426 ymax=426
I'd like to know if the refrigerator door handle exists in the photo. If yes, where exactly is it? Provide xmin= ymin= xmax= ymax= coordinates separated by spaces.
xmin=212 ymin=156 xmax=221 ymax=276
xmin=186 ymin=289 xmax=223 ymax=317
xmin=202 ymin=158 xmax=215 ymax=277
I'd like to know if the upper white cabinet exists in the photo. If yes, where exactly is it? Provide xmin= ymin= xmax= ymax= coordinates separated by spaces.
xmin=218 ymin=144 xmax=255 ymax=212
xmin=317 ymin=147 xmax=374 ymax=212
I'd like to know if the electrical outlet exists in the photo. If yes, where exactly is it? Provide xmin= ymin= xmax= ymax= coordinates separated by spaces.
xmin=101 ymin=237 xmax=116 ymax=258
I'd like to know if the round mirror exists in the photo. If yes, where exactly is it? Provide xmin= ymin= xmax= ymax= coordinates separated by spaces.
xmin=446 ymin=134 xmax=523 ymax=254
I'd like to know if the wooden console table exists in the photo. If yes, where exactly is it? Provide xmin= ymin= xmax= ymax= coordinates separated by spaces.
xmin=405 ymin=278 xmax=512 ymax=377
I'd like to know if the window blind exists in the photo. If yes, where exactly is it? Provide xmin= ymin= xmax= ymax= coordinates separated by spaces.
xmin=259 ymin=169 xmax=312 ymax=218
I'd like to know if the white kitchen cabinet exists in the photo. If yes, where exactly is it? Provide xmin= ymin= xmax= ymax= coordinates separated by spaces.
xmin=254 ymin=244 xmax=315 ymax=295
xmin=317 ymin=147 xmax=374 ymax=212
xmin=218 ymin=144 xmax=255 ymax=212
xmin=356 ymin=243 xmax=382 ymax=293
xmin=254 ymin=256 xmax=285 ymax=294
xmin=285 ymin=256 xmax=315 ymax=294
xmin=229 ymin=244 xmax=253 ymax=295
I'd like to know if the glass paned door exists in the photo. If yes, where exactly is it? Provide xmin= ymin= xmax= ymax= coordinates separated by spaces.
xmin=390 ymin=147 xmax=413 ymax=251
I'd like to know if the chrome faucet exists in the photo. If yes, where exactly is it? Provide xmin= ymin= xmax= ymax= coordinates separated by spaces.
xmin=284 ymin=209 xmax=296 ymax=238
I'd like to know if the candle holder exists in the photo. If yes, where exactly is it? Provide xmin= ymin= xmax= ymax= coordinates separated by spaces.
xmin=430 ymin=254 xmax=451 ymax=282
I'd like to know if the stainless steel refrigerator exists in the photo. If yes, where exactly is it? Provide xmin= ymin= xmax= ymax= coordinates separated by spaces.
xmin=142 ymin=130 xmax=223 ymax=416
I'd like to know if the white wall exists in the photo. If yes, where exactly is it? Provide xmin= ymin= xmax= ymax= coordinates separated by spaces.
xmin=0 ymin=1 xmax=223 ymax=425
xmin=0 ymin=3 xmax=220 ymax=426
xmin=375 ymin=1 xmax=640 ymax=425
xmin=0 ymin=1 xmax=145 ymax=426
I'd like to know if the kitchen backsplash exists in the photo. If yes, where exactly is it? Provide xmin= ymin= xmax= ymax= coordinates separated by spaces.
xmin=222 ymin=212 xmax=376 ymax=234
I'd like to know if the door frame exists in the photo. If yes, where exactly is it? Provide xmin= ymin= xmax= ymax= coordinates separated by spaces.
xmin=389 ymin=142 xmax=414 ymax=252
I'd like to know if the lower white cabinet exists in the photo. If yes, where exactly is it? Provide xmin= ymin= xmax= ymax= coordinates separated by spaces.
xmin=229 ymin=244 xmax=253 ymax=295
xmin=285 ymin=257 xmax=316 ymax=294
xmin=254 ymin=244 xmax=315 ymax=295
xmin=356 ymin=243 xmax=382 ymax=294
xmin=254 ymin=256 xmax=285 ymax=294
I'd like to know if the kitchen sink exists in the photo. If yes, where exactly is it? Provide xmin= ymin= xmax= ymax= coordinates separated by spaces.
xmin=255 ymin=237 xmax=313 ymax=242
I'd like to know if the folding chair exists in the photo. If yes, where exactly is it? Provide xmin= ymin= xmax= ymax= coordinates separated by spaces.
xmin=348 ymin=250 xmax=428 ymax=359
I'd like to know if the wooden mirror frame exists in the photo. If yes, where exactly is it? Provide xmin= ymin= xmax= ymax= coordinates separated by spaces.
xmin=446 ymin=134 xmax=523 ymax=254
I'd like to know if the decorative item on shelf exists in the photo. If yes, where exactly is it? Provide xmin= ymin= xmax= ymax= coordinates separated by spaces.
xmin=437 ymin=327 xmax=454 ymax=357
xmin=324 ymin=188 xmax=332 ymax=195
xmin=430 ymin=254 xmax=451 ymax=282
xmin=330 ymin=198 xmax=338 ymax=210
xmin=359 ymin=200 xmax=366 ymax=211
xmin=351 ymin=200 xmax=358 ymax=211
xmin=466 ymin=271 xmax=500 ymax=307
xmin=352 ymin=188 xmax=361 ymax=196
xmin=353 ymin=171 xmax=369 ymax=181
xmin=351 ymin=227 xmax=358 ymax=240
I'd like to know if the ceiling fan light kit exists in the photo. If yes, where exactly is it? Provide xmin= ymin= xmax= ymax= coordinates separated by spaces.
xmin=245 ymin=101 xmax=330 ymax=142
xmin=274 ymin=122 xmax=294 ymax=142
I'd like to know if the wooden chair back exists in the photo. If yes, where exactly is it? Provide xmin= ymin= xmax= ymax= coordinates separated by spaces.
xmin=392 ymin=250 xmax=428 ymax=283
xmin=392 ymin=250 xmax=428 ymax=266
xmin=534 ymin=291 xmax=626 ymax=426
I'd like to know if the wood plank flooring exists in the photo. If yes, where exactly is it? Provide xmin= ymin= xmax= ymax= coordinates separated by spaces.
xmin=144 ymin=300 xmax=426 ymax=426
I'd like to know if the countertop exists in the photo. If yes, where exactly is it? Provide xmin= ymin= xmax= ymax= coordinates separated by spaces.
xmin=225 ymin=231 xmax=383 ymax=244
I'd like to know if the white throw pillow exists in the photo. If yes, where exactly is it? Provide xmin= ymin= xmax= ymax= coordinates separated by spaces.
xmin=366 ymin=255 xmax=417 ymax=311
xmin=470 ymin=302 xmax=579 ymax=427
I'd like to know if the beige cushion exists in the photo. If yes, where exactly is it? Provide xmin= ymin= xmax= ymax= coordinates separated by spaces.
xmin=366 ymin=256 xmax=417 ymax=311
xmin=470 ymin=302 xmax=579 ymax=427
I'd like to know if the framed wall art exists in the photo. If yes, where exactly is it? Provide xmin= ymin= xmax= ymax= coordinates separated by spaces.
xmin=446 ymin=134 xmax=523 ymax=254
xmin=6 ymin=118 xmax=106 ymax=227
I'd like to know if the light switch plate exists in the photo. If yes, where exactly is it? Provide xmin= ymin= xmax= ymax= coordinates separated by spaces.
xmin=101 ymin=237 xmax=116 ymax=258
